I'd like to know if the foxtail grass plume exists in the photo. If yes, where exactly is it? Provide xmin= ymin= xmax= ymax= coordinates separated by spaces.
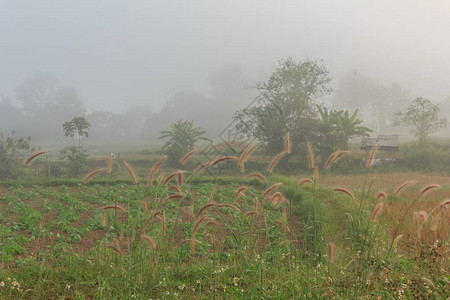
xmin=107 ymin=152 xmax=113 ymax=173
xmin=163 ymin=172 xmax=177 ymax=185
xmin=180 ymin=149 xmax=198 ymax=165
xmin=194 ymin=162 xmax=211 ymax=175
xmin=420 ymin=184 xmax=440 ymax=196
xmin=216 ymin=203 xmax=241 ymax=212
xmin=141 ymin=235 xmax=157 ymax=249
xmin=328 ymin=242 xmax=335 ymax=264
xmin=148 ymin=155 xmax=167 ymax=186
xmin=298 ymin=178 xmax=313 ymax=187
xmin=366 ymin=145 xmax=379 ymax=167
xmin=123 ymin=161 xmax=138 ymax=184
xmin=332 ymin=187 xmax=356 ymax=200
xmin=101 ymin=204 xmax=126 ymax=212
xmin=83 ymin=168 xmax=105 ymax=184
xmin=393 ymin=234 xmax=404 ymax=248
xmin=370 ymin=203 xmax=384 ymax=221
xmin=262 ymin=183 xmax=283 ymax=198
xmin=267 ymin=151 xmax=285 ymax=173
xmin=25 ymin=150 xmax=49 ymax=166
xmin=211 ymin=156 xmax=237 ymax=166
xmin=195 ymin=203 xmax=215 ymax=218
xmin=245 ymin=172 xmax=267 ymax=182
xmin=394 ymin=181 xmax=416 ymax=195
xmin=307 ymin=142 xmax=314 ymax=169
xmin=238 ymin=144 xmax=258 ymax=172
xmin=284 ymin=132 xmax=291 ymax=154
xmin=376 ymin=191 xmax=387 ymax=200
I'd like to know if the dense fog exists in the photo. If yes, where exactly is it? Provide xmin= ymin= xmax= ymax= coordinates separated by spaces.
xmin=1 ymin=1 xmax=450 ymax=142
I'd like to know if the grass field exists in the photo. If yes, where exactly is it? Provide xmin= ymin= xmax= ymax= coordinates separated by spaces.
xmin=0 ymin=164 xmax=449 ymax=299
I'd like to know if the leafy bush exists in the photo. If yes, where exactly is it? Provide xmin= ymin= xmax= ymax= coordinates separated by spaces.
xmin=400 ymin=143 xmax=450 ymax=173
xmin=0 ymin=133 xmax=32 ymax=179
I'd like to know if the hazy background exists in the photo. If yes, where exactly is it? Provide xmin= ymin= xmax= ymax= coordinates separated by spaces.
xmin=1 ymin=0 xmax=449 ymax=143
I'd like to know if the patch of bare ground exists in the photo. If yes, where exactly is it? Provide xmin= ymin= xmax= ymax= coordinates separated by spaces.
xmin=71 ymin=228 xmax=107 ymax=255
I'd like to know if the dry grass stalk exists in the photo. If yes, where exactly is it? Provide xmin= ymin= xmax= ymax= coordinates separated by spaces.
xmin=211 ymin=156 xmax=237 ymax=166
xmin=284 ymin=132 xmax=291 ymax=154
xmin=262 ymin=183 xmax=283 ymax=198
xmin=25 ymin=150 xmax=49 ymax=166
xmin=254 ymin=197 xmax=259 ymax=211
xmin=194 ymin=162 xmax=211 ymax=175
xmin=370 ymin=203 xmax=384 ymax=221
xmin=267 ymin=151 xmax=285 ymax=173
xmin=106 ymin=243 xmax=124 ymax=255
xmin=366 ymin=145 xmax=379 ymax=167
xmin=204 ymin=220 xmax=220 ymax=230
xmin=192 ymin=216 xmax=214 ymax=236
xmin=394 ymin=181 xmax=416 ymax=195
xmin=328 ymin=242 xmax=335 ymax=264
xmin=180 ymin=149 xmax=198 ymax=165
xmin=440 ymin=199 xmax=450 ymax=211
xmin=163 ymin=193 xmax=184 ymax=202
xmin=148 ymin=155 xmax=167 ymax=186
xmin=101 ymin=211 xmax=106 ymax=227
xmin=156 ymin=171 xmax=166 ymax=186
xmin=430 ymin=211 xmax=442 ymax=231
xmin=168 ymin=184 xmax=182 ymax=194
xmin=393 ymin=234 xmax=404 ymax=248
xmin=420 ymin=184 xmax=440 ymax=196
xmin=163 ymin=173 xmax=177 ymax=185
xmin=101 ymin=204 xmax=126 ymax=213
xmin=234 ymin=186 xmax=247 ymax=202
xmin=83 ymin=168 xmax=105 ymax=184
xmin=243 ymin=210 xmax=259 ymax=218
xmin=345 ymin=212 xmax=353 ymax=225
xmin=208 ymin=187 xmax=217 ymax=203
xmin=195 ymin=203 xmax=215 ymax=218
xmin=307 ymin=142 xmax=314 ymax=169
xmin=123 ymin=161 xmax=138 ymax=184
xmin=107 ymin=152 xmax=113 ymax=173
xmin=376 ymin=191 xmax=387 ymax=200
xmin=141 ymin=234 xmax=157 ymax=249
xmin=298 ymin=178 xmax=313 ymax=187
xmin=332 ymin=187 xmax=357 ymax=200
xmin=245 ymin=173 xmax=267 ymax=182
xmin=216 ymin=203 xmax=241 ymax=212
xmin=313 ymin=166 xmax=319 ymax=185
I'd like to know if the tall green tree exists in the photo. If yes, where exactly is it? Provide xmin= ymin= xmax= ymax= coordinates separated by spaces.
xmin=61 ymin=116 xmax=90 ymax=177
xmin=233 ymin=58 xmax=332 ymax=156
xmin=394 ymin=97 xmax=447 ymax=146
xmin=63 ymin=116 xmax=91 ymax=149
xmin=159 ymin=120 xmax=212 ymax=166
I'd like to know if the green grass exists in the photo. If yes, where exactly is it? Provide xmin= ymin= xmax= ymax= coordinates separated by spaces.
xmin=0 ymin=173 xmax=448 ymax=299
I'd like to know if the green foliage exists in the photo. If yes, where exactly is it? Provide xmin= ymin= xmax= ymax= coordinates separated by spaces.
xmin=62 ymin=116 xmax=91 ymax=149
xmin=233 ymin=58 xmax=332 ymax=156
xmin=159 ymin=120 xmax=211 ymax=166
xmin=400 ymin=143 xmax=450 ymax=173
xmin=317 ymin=106 xmax=372 ymax=159
xmin=60 ymin=146 xmax=88 ymax=177
xmin=394 ymin=97 xmax=448 ymax=146
xmin=0 ymin=133 xmax=32 ymax=179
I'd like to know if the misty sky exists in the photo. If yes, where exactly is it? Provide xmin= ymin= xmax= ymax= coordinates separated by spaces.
xmin=1 ymin=0 xmax=450 ymax=112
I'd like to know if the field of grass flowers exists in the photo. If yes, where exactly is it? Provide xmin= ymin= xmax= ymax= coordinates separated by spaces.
xmin=0 ymin=165 xmax=449 ymax=299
